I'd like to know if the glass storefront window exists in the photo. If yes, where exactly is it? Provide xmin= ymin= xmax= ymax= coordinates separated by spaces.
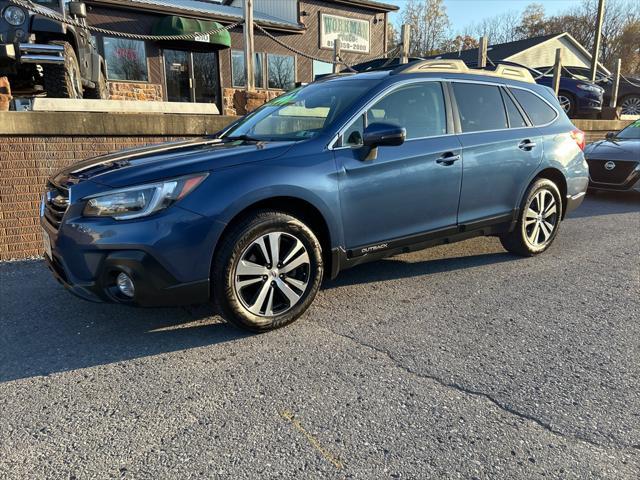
xmin=103 ymin=37 xmax=149 ymax=82
xmin=267 ymin=54 xmax=295 ymax=90
xmin=312 ymin=60 xmax=333 ymax=80
xmin=231 ymin=50 xmax=264 ymax=88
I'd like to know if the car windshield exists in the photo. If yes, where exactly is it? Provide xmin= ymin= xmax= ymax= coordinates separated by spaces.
xmin=223 ymin=79 xmax=376 ymax=142
xmin=616 ymin=120 xmax=640 ymax=139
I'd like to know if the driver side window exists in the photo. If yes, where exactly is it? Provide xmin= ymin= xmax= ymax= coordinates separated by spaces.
xmin=339 ymin=82 xmax=448 ymax=147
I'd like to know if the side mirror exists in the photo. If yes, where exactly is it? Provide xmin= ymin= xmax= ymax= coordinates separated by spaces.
xmin=360 ymin=122 xmax=406 ymax=160
xmin=605 ymin=131 xmax=616 ymax=140
xmin=363 ymin=122 xmax=406 ymax=147
xmin=68 ymin=2 xmax=88 ymax=18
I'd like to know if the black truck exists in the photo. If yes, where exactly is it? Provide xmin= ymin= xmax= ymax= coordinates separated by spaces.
xmin=0 ymin=0 xmax=108 ymax=99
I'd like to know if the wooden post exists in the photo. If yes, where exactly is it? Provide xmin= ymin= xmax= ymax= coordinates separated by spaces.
xmin=552 ymin=48 xmax=563 ymax=96
xmin=332 ymin=38 xmax=341 ymax=74
xmin=243 ymin=0 xmax=255 ymax=92
xmin=400 ymin=24 xmax=410 ymax=64
xmin=477 ymin=36 xmax=488 ymax=68
xmin=590 ymin=0 xmax=606 ymax=82
xmin=0 ymin=76 xmax=11 ymax=112
xmin=610 ymin=58 xmax=621 ymax=108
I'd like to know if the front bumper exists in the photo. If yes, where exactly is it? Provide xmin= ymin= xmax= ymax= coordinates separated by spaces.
xmin=0 ymin=42 xmax=64 ymax=65
xmin=41 ymin=203 xmax=223 ymax=308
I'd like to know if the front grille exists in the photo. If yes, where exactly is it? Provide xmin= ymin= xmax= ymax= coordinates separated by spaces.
xmin=587 ymin=159 xmax=638 ymax=184
xmin=43 ymin=182 xmax=69 ymax=229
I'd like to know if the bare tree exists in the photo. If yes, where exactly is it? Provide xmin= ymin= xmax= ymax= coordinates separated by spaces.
xmin=401 ymin=0 xmax=450 ymax=57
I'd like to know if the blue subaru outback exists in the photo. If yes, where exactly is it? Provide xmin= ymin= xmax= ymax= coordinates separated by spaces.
xmin=41 ymin=60 xmax=589 ymax=331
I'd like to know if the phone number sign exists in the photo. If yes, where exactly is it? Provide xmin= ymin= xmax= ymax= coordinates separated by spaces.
xmin=320 ymin=14 xmax=370 ymax=54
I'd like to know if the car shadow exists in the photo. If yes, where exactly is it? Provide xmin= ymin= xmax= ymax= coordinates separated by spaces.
xmin=324 ymin=251 xmax=515 ymax=289
xmin=0 ymin=260 xmax=249 ymax=383
xmin=1 ymin=249 xmax=517 ymax=383
xmin=568 ymin=190 xmax=640 ymax=219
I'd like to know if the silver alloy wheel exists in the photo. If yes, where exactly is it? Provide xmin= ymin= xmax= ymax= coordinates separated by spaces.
xmin=523 ymin=189 xmax=559 ymax=247
xmin=621 ymin=96 xmax=640 ymax=116
xmin=558 ymin=95 xmax=572 ymax=114
xmin=234 ymin=231 xmax=310 ymax=317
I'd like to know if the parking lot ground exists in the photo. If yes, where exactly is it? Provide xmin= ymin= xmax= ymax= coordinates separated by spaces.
xmin=1 ymin=191 xmax=639 ymax=479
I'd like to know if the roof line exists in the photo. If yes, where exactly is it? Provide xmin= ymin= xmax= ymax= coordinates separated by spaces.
xmin=86 ymin=0 xmax=305 ymax=33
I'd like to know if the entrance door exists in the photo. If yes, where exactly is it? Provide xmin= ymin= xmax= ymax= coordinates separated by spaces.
xmin=164 ymin=49 xmax=220 ymax=106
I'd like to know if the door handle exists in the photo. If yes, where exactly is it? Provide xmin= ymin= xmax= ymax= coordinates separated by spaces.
xmin=518 ymin=140 xmax=537 ymax=151
xmin=436 ymin=152 xmax=461 ymax=166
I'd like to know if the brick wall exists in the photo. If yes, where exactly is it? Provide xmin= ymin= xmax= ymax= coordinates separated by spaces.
xmin=0 ymin=135 xmax=183 ymax=260
xmin=222 ymin=88 xmax=284 ymax=116
xmin=108 ymin=82 xmax=163 ymax=102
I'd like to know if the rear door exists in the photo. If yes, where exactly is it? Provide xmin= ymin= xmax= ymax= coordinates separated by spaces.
xmin=452 ymin=82 xmax=543 ymax=225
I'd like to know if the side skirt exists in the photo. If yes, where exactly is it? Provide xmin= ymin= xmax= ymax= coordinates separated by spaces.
xmin=330 ymin=212 xmax=516 ymax=277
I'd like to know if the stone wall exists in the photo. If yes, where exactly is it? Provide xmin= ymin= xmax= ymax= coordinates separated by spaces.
xmin=222 ymin=88 xmax=284 ymax=116
xmin=108 ymin=82 xmax=163 ymax=102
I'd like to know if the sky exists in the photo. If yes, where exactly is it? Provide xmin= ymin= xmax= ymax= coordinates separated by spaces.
xmin=387 ymin=0 xmax=582 ymax=30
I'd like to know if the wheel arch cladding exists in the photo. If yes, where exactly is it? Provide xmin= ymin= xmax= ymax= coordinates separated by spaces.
xmin=536 ymin=168 xmax=568 ymax=218
xmin=213 ymin=196 xmax=334 ymax=278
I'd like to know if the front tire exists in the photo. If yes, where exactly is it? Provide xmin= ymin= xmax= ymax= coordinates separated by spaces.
xmin=84 ymin=68 xmax=109 ymax=99
xmin=620 ymin=95 xmax=640 ymax=116
xmin=500 ymin=178 xmax=563 ymax=256
xmin=43 ymin=41 xmax=83 ymax=99
xmin=558 ymin=91 xmax=576 ymax=117
xmin=213 ymin=210 xmax=324 ymax=332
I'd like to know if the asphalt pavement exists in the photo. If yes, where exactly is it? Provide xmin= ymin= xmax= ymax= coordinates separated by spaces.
xmin=1 ymin=191 xmax=639 ymax=479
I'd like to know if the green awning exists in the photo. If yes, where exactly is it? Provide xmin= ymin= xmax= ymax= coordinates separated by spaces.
xmin=151 ymin=16 xmax=231 ymax=47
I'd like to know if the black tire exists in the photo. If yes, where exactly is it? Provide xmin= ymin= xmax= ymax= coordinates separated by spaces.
xmin=43 ymin=41 xmax=83 ymax=99
xmin=620 ymin=94 xmax=640 ymax=116
xmin=212 ymin=210 xmax=324 ymax=332
xmin=500 ymin=178 xmax=563 ymax=257
xmin=84 ymin=67 xmax=109 ymax=99
xmin=558 ymin=91 xmax=576 ymax=117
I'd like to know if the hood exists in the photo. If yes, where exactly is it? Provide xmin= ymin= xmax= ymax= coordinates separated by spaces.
xmin=585 ymin=137 xmax=640 ymax=159
xmin=52 ymin=137 xmax=296 ymax=189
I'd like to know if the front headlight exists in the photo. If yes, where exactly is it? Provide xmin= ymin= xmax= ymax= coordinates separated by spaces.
xmin=576 ymin=83 xmax=602 ymax=93
xmin=3 ymin=6 xmax=26 ymax=26
xmin=83 ymin=173 xmax=208 ymax=220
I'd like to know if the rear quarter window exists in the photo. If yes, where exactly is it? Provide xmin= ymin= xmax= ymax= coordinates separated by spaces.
xmin=510 ymin=88 xmax=558 ymax=126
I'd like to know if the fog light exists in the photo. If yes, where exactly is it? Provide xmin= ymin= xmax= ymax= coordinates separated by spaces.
xmin=116 ymin=272 xmax=135 ymax=298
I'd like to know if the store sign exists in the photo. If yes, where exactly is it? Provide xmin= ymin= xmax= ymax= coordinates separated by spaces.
xmin=320 ymin=14 xmax=370 ymax=54
xmin=195 ymin=33 xmax=210 ymax=43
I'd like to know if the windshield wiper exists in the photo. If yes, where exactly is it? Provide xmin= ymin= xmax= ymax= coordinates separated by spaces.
xmin=224 ymin=134 xmax=261 ymax=142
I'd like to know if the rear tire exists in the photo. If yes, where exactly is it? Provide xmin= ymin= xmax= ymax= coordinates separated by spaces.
xmin=213 ymin=210 xmax=324 ymax=332
xmin=43 ymin=41 xmax=83 ymax=99
xmin=500 ymin=178 xmax=563 ymax=257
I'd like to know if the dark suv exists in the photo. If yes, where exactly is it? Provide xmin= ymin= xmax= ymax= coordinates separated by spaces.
xmin=41 ymin=60 xmax=589 ymax=331
xmin=0 ymin=0 xmax=107 ymax=98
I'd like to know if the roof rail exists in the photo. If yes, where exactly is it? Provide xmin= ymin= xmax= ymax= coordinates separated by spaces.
xmin=391 ymin=59 xmax=535 ymax=83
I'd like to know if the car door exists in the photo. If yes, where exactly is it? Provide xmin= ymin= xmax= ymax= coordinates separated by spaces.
xmin=334 ymin=81 xmax=463 ymax=251
xmin=451 ymin=82 xmax=543 ymax=225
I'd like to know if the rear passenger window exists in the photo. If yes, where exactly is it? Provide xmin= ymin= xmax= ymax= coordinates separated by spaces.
xmin=452 ymin=83 xmax=508 ymax=133
xmin=501 ymin=90 xmax=529 ymax=128
xmin=510 ymin=88 xmax=557 ymax=125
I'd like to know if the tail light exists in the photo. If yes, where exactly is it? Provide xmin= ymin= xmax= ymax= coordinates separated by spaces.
xmin=570 ymin=129 xmax=586 ymax=151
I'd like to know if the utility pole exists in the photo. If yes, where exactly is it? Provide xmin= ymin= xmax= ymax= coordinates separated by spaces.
xmin=477 ymin=36 xmax=488 ymax=68
xmin=590 ymin=0 xmax=605 ymax=82
xmin=552 ymin=48 xmax=563 ymax=96
xmin=332 ymin=38 xmax=341 ymax=74
xmin=243 ymin=0 xmax=255 ymax=91
xmin=400 ymin=24 xmax=410 ymax=64
xmin=610 ymin=58 xmax=621 ymax=108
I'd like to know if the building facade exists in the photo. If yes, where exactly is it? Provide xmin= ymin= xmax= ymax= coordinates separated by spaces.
xmin=84 ymin=0 xmax=397 ymax=114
